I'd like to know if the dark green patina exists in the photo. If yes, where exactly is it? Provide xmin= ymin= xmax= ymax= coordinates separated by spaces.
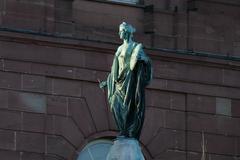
xmin=100 ymin=22 xmax=152 ymax=139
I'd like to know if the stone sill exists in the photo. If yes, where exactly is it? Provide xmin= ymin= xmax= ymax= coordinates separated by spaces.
xmin=0 ymin=28 xmax=240 ymax=69
xmin=83 ymin=0 xmax=145 ymax=8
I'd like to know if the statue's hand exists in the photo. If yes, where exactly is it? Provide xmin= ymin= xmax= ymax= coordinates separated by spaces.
xmin=99 ymin=81 xmax=107 ymax=89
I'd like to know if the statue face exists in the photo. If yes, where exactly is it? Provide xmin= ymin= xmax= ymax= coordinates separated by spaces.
xmin=119 ymin=26 xmax=129 ymax=40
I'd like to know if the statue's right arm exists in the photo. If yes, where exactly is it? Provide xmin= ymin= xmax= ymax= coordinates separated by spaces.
xmin=99 ymin=45 xmax=121 ymax=89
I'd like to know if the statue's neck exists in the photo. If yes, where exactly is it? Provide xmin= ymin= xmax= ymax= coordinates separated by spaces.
xmin=123 ymin=38 xmax=133 ymax=46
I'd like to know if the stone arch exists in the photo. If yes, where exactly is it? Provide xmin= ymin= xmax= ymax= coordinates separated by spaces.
xmin=73 ymin=131 xmax=152 ymax=160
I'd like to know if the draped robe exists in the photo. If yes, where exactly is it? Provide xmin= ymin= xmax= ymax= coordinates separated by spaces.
xmin=106 ymin=42 xmax=152 ymax=139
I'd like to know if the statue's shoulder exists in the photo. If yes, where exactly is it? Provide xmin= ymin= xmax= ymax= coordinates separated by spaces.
xmin=115 ymin=44 xmax=124 ymax=57
xmin=133 ymin=42 xmax=144 ymax=52
xmin=132 ymin=42 xmax=144 ymax=56
xmin=135 ymin=42 xmax=142 ymax=47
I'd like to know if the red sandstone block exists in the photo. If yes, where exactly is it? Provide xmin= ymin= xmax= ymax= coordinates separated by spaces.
xmin=3 ymin=13 xmax=44 ymax=32
xmin=153 ymin=35 xmax=175 ymax=49
xmin=145 ymin=0 xmax=167 ymax=10
xmin=188 ymin=132 xmax=236 ymax=155
xmin=45 ymin=19 xmax=55 ymax=33
xmin=21 ymin=152 xmax=44 ymax=160
xmin=237 ymin=138 xmax=240 ymax=156
xmin=44 ymin=155 xmax=61 ymax=160
xmin=169 ymin=92 xmax=186 ymax=110
xmin=187 ymin=132 xmax=202 ymax=152
xmin=81 ymin=82 xmax=109 ymax=132
xmin=140 ymin=107 xmax=165 ymax=145
xmin=8 ymin=91 xmax=47 ymax=113
xmin=188 ymin=37 xmax=222 ymax=54
xmin=54 ymin=116 xmax=84 ymax=148
xmin=154 ymin=150 xmax=186 ymax=160
xmin=160 ymin=78 xmax=240 ymax=99
xmin=147 ymin=128 xmax=185 ymax=157
xmin=175 ymin=13 xmax=188 ymax=33
xmin=75 ymin=28 xmax=119 ymax=45
xmin=6 ymin=0 xmax=45 ymax=16
xmin=73 ymin=0 xmax=143 ymax=31
xmin=176 ymin=36 xmax=188 ymax=50
xmin=0 ymin=41 xmax=78 ymax=67
xmin=187 ymin=94 xmax=216 ymax=114
xmin=0 ymin=129 xmax=15 ymax=150
xmin=233 ymin=48 xmax=240 ymax=58
xmin=165 ymin=110 xmax=185 ymax=130
xmin=22 ymin=112 xmax=45 ymax=132
xmin=146 ymin=89 xmax=171 ymax=108
xmin=47 ymin=95 xmax=68 ymax=116
xmin=0 ymin=15 xmax=2 ymax=26
xmin=59 ymin=49 xmax=86 ymax=68
xmin=68 ymin=97 xmax=96 ymax=137
xmin=187 ymin=152 xmax=201 ymax=160
xmin=153 ymin=60 xmax=223 ymax=85
xmin=16 ymin=132 xmax=45 ymax=153
xmin=84 ymin=52 xmax=112 ymax=71
xmin=46 ymin=135 xmax=75 ymax=159
xmin=0 ymin=150 xmax=20 ymax=160
xmin=75 ymin=68 xmax=99 ymax=82
xmin=0 ymin=60 xmax=3 ymax=71
xmin=0 ymin=71 xmax=21 ymax=89
xmin=154 ymin=13 xmax=174 ymax=35
xmin=188 ymin=11 xmax=206 ymax=27
xmin=223 ymin=69 xmax=240 ymax=88
xmin=52 ymin=79 xmax=82 ymax=97
xmin=0 ymin=89 xmax=8 ymax=108
xmin=0 ymin=110 xmax=21 ymax=130
xmin=187 ymin=113 xmax=218 ymax=134
xmin=31 ymin=63 xmax=75 ymax=79
xmin=232 ymin=99 xmax=240 ymax=117
xmin=22 ymin=74 xmax=52 ymax=93
xmin=208 ymin=154 xmax=236 ymax=160
xmin=145 ymin=89 xmax=185 ymax=111
xmin=55 ymin=7 xmax=72 ymax=22
xmin=217 ymin=116 xmax=240 ymax=136
xmin=206 ymin=134 xmax=236 ymax=155
xmin=189 ymin=23 xmax=222 ymax=41
xmin=188 ymin=112 xmax=240 ymax=136
xmin=55 ymin=22 xmax=74 ymax=36
xmin=45 ymin=115 xmax=55 ymax=134
xmin=4 ymin=60 xmax=31 ymax=73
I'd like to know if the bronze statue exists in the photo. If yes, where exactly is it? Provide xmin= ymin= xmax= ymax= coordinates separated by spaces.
xmin=100 ymin=22 xmax=152 ymax=139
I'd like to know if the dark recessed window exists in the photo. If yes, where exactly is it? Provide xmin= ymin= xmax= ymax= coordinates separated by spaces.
xmin=77 ymin=139 xmax=113 ymax=160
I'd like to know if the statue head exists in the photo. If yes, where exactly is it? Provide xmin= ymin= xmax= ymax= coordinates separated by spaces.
xmin=119 ymin=22 xmax=136 ymax=41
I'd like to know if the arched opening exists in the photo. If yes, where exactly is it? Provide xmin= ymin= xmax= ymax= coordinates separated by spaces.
xmin=77 ymin=139 xmax=113 ymax=160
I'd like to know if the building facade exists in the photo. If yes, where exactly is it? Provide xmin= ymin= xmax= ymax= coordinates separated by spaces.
xmin=0 ymin=0 xmax=240 ymax=159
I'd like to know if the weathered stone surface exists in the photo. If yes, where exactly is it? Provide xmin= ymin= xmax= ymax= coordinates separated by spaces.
xmin=16 ymin=132 xmax=45 ymax=153
xmin=147 ymin=128 xmax=185 ymax=157
xmin=0 ymin=110 xmax=21 ymax=130
xmin=47 ymin=95 xmax=68 ymax=116
xmin=8 ymin=91 xmax=47 ymax=113
xmin=0 ymin=71 xmax=21 ymax=89
xmin=68 ymin=97 xmax=96 ymax=137
xmin=0 ymin=150 xmax=19 ymax=160
xmin=22 ymin=112 xmax=45 ymax=132
xmin=0 ymin=1 xmax=240 ymax=160
xmin=47 ymin=135 xmax=75 ymax=159
xmin=0 ymin=129 xmax=15 ymax=150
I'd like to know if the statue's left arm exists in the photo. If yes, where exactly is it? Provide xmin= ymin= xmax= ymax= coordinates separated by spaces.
xmin=130 ymin=43 xmax=152 ymax=85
